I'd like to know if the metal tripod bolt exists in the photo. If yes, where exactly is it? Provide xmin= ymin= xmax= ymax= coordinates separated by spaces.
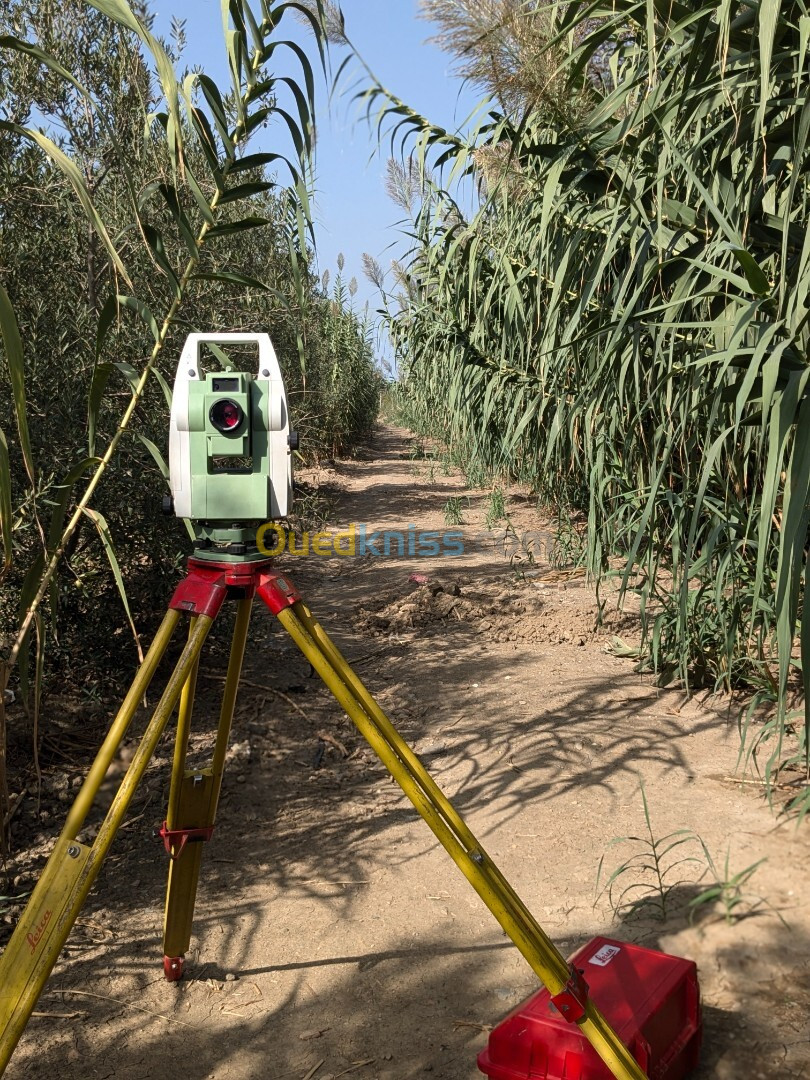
xmin=67 ymin=845 xmax=80 ymax=859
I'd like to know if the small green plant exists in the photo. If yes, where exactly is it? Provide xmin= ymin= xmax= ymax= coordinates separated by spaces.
xmin=443 ymin=496 xmax=466 ymax=526
xmin=549 ymin=507 xmax=586 ymax=569
xmin=688 ymin=840 xmax=783 ymax=926
xmin=499 ymin=520 xmax=537 ymax=580
xmin=464 ymin=461 xmax=490 ymax=489
xmin=485 ymin=487 xmax=507 ymax=529
xmin=0 ymin=891 xmax=27 ymax=919
xmin=81 ymin=681 xmax=103 ymax=705
xmin=289 ymin=482 xmax=336 ymax=531
xmin=596 ymin=785 xmax=702 ymax=922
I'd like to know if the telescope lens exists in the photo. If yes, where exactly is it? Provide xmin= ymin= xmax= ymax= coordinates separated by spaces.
xmin=210 ymin=398 xmax=244 ymax=433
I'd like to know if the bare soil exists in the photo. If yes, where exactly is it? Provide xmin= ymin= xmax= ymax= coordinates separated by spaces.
xmin=2 ymin=424 xmax=810 ymax=1080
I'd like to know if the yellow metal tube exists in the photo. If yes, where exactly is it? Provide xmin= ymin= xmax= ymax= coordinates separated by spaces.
xmin=61 ymin=609 xmax=181 ymax=841
xmin=295 ymin=602 xmax=479 ymax=844
xmin=294 ymin=602 xmax=569 ymax=969
xmin=278 ymin=609 xmax=568 ymax=977
xmin=162 ymin=597 xmax=252 ymax=962
xmin=295 ymin=602 xmax=561 ymax=975
xmin=209 ymin=596 xmax=252 ymax=804
xmin=0 ymin=614 xmax=213 ymax=1074
xmin=275 ymin=604 xmax=647 ymax=1080
xmin=166 ymin=617 xmax=200 ymax=828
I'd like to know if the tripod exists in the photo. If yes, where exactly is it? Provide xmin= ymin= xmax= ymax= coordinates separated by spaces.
xmin=0 ymin=554 xmax=647 ymax=1080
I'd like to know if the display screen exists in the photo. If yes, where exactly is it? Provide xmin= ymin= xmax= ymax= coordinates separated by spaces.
xmin=212 ymin=377 xmax=239 ymax=391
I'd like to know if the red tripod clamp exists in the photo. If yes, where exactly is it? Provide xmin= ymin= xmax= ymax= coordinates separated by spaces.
xmin=158 ymin=821 xmax=215 ymax=860
xmin=169 ymin=557 xmax=301 ymax=618
xmin=550 ymin=964 xmax=590 ymax=1023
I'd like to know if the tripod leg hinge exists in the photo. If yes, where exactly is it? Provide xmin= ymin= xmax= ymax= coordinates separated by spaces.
xmin=169 ymin=569 xmax=228 ymax=618
xmin=256 ymin=572 xmax=302 ymax=614
xmin=550 ymin=964 xmax=590 ymax=1023
xmin=158 ymin=821 xmax=215 ymax=860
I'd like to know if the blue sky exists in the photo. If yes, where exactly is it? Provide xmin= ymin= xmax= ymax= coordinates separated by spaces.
xmin=150 ymin=1 xmax=481 ymax=362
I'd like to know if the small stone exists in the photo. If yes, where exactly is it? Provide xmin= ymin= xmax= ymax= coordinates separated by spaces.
xmin=225 ymin=972 xmax=236 ymax=982
xmin=577 ymin=637 xmax=585 ymax=646
xmin=298 ymin=1028 xmax=327 ymax=1041
xmin=236 ymin=774 xmax=246 ymax=784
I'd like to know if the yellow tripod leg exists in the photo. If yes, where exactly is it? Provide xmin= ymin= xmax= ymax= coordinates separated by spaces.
xmin=0 ymin=613 xmax=214 ymax=1074
xmin=162 ymin=597 xmax=253 ymax=979
xmin=62 ymin=609 xmax=181 ymax=841
xmin=274 ymin=602 xmax=647 ymax=1080
xmin=296 ymin=601 xmax=579 ymax=966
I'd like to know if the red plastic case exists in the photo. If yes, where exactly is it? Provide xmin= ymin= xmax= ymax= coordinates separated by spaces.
xmin=478 ymin=937 xmax=701 ymax=1080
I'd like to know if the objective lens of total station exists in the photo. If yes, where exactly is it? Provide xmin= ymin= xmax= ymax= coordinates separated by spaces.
xmin=210 ymin=398 xmax=244 ymax=433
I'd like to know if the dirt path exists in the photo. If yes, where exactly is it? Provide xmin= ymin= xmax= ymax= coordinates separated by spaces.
xmin=4 ymin=424 xmax=810 ymax=1079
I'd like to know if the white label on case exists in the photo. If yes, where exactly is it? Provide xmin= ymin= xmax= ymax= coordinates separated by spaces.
xmin=589 ymin=944 xmax=621 ymax=967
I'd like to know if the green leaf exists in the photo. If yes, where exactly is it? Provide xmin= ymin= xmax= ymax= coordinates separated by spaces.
xmin=143 ymin=225 xmax=181 ymax=297
xmin=151 ymin=368 xmax=173 ymax=411
xmin=95 ymin=293 xmax=120 ymax=360
xmin=0 ymin=284 xmax=35 ymax=485
xmin=198 ymin=73 xmax=235 ymax=156
xmin=135 ymin=434 xmax=169 ymax=478
xmin=81 ymin=507 xmax=143 ymax=663
xmin=16 ymin=552 xmax=44 ymax=704
xmin=229 ymin=151 xmax=285 ymax=174
xmin=190 ymin=270 xmax=269 ymax=290
xmin=185 ymin=163 xmax=216 ymax=224
xmin=204 ymin=216 xmax=270 ymax=238
xmin=116 ymin=295 xmax=161 ymax=344
xmin=88 ymin=0 xmax=183 ymax=175
xmin=46 ymin=458 xmax=101 ymax=555
xmin=757 ymin=0 xmax=779 ymax=131
xmin=88 ymin=294 xmax=122 ymax=456
xmin=729 ymin=247 xmax=771 ymax=297
xmin=217 ymin=180 xmax=275 ymax=204
xmin=0 ymin=122 xmax=131 ymax=287
xmin=158 ymin=184 xmax=199 ymax=258
xmin=87 ymin=363 xmax=113 ymax=459
xmin=0 ymin=428 xmax=13 ymax=577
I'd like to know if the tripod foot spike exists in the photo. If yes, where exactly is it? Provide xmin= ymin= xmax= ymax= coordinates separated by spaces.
xmin=163 ymin=955 xmax=185 ymax=982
